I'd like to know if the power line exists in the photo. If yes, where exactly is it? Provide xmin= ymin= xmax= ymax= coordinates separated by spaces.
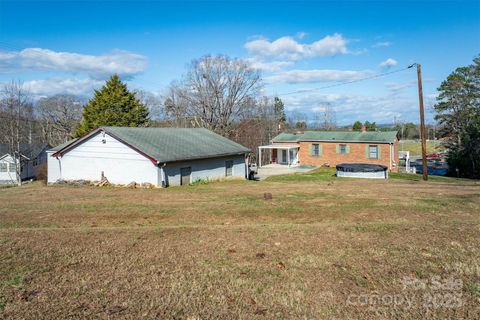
xmin=278 ymin=64 xmax=416 ymax=96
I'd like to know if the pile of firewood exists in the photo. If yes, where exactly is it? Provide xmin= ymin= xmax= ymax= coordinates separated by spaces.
xmin=93 ymin=177 xmax=111 ymax=187
xmin=54 ymin=178 xmax=156 ymax=188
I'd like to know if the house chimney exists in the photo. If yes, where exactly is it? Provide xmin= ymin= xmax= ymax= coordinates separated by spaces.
xmin=361 ymin=125 xmax=367 ymax=132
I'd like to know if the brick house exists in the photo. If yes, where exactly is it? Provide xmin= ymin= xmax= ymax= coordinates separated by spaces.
xmin=258 ymin=130 xmax=399 ymax=172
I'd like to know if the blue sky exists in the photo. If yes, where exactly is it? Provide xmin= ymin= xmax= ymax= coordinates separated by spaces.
xmin=1 ymin=0 xmax=479 ymax=125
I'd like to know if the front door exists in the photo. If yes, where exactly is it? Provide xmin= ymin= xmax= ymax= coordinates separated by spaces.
xmin=225 ymin=160 xmax=233 ymax=176
xmin=180 ymin=167 xmax=191 ymax=185
xmin=281 ymin=150 xmax=287 ymax=164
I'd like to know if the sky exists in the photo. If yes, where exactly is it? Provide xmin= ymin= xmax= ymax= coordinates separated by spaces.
xmin=0 ymin=0 xmax=479 ymax=125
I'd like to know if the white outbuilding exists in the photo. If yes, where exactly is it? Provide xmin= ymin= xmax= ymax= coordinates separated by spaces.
xmin=47 ymin=127 xmax=250 ymax=186
xmin=0 ymin=144 xmax=50 ymax=184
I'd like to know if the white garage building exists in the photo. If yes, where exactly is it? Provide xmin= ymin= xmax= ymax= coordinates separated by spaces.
xmin=47 ymin=127 xmax=250 ymax=186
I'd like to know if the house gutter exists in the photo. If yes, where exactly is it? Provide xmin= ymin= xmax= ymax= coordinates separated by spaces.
xmin=389 ymin=143 xmax=393 ymax=171
xmin=159 ymin=163 xmax=167 ymax=188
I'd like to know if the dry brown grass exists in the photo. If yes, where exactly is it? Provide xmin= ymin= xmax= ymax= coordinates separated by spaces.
xmin=0 ymin=176 xmax=479 ymax=319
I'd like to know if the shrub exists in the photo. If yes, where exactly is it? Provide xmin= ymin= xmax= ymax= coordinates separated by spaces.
xmin=35 ymin=163 xmax=48 ymax=184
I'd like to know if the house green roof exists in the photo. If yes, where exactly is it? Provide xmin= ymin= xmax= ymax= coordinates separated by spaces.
xmin=272 ymin=131 xmax=398 ymax=143
xmin=52 ymin=127 xmax=250 ymax=163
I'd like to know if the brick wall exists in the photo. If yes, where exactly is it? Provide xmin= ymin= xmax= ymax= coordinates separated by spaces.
xmin=273 ymin=141 xmax=399 ymax=172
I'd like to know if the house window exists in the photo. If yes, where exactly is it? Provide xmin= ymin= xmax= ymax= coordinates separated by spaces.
xmin=369 ymin=145 xmax=378 ymax=159
xmin=339 ymin=144 xmax=347 ymax=154
xmin=0 ymin=163 xmax=7 ymax=172
xmin=225 ymin=160 xmax=233 ymax=176
xmin=9 ymin=163 xmax=16 ymax=172
xmin=312 ymin=144 xmax=320 ymax=156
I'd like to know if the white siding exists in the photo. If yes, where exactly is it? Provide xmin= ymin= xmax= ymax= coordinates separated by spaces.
xmin=47 ymin=151 xmax=61 ymax=183
xmin=47 ymin=132 xmax=158 ymax=185
xmin=0 ymin=155 xmax=17 ymax=184
xmin=163 ymin=155 xmax=246 ymax=186
xmin=0 ymin=151 xmax=48 ymax=184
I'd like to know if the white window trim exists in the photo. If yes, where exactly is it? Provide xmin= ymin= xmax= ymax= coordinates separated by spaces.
xmin=369 ymin=145 xmax=378 ymax=159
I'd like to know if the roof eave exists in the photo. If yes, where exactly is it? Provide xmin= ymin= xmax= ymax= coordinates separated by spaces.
xmin=51 ymin=128 xmax=102 ymax=158
xmin=300 ymin=139 xmax=396 ymax=143
xmin=102 ymin=129 xmax=159 ymax=165
xmin=274 ymin=139 xmax=396 ymax=143
xmin=161 ymin=150 xmax=250 ymax=164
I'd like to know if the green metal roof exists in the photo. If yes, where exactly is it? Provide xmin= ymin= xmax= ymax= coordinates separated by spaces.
xmin=53 ymin=127 xmax=250 ymax=163
xmin=272 ymin=131 xmax=398 ymax=143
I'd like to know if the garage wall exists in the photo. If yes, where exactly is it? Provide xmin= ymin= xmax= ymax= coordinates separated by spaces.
xmin=46 ymin=151 xmax=61 ymax=183
xmin=47 ymin=132 xmax=158 ymax=184
xmin=162 ymin=155 xmax=246 ymax=186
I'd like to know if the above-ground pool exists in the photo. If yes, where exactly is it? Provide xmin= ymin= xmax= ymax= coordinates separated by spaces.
xmin=336 ymin=163 xmax=388 ymax=179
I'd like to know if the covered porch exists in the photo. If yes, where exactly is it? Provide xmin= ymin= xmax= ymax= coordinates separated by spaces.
xmin=258 ymin=144 xmax=299 ymax=167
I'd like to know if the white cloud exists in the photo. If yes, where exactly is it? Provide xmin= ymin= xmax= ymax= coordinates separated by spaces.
xmin=247 ymin=59 xmax=293 ymax=72
xmin=265 ymin=69 xmax=372 ymax=84
xmin=23 ymin=78 xmax=104 ymax=97
xmin=372 ymin=41 xmax=392 ymax=48
xmin=379 ymin=58 xmax=397 ymax=68
xmin=245 ymin=33 xmax=348 ymax=61
xmin=0 ymin=48 xmax=147 ymax=78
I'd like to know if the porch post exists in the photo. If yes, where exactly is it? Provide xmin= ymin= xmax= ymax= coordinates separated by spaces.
xmin=258 ymin=147 xmax=262 ymax=168
xmin=287 ymin=147 xmax=290 ymax=167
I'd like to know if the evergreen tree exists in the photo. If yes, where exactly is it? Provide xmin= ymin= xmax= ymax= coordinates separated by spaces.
xmin=75 ymin=75 xmax=149 ymax=137
xmin=434 ymin=55 xmax=480 ymax=178
xmin=352 ymin=121 xmax=362 ymax=130
xmin=274 ymin=97 xmax=286 ymax=124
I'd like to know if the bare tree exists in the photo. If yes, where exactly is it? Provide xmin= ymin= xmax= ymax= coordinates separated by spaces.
xmin=311 ymin=112 xmax=322 ymax=129
xmin=230 ymin=96 xmax=279 ymax=163
xmin=135 ymin=90 xmax=164 ymax=122
xmin=36 ymin=94 xmax=83 ymax=145
xmin=288 ymin=111 xmax=308 ymax=129
xmin=0 ymin=81 xmax=33 ymax=185
xmin=162 ymin=83 xmax=192 ymax=127
xmin=164 ymin=55 xmax=263 ymax=136
xmin=320 ymin=103 xmax=337 ymax=130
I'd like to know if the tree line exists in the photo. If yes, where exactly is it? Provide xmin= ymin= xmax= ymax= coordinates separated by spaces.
xmin=0 ymin=55 xmax=288 ymax=185
xmin=1 ymin=54 xmax=479 ymax=179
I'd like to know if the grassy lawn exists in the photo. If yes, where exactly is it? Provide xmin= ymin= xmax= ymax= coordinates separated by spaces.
xmin=0 ymin=172 xmax=479 ymax=319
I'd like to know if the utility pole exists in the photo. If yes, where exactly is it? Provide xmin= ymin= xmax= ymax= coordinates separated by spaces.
xmin=416 ymin=64 xmax=428 ymax=181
